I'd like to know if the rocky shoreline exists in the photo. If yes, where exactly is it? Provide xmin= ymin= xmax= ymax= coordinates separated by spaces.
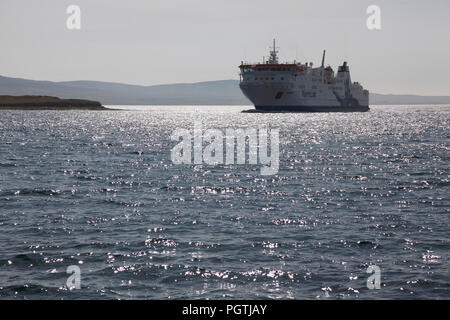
xmin=0 ymin=95 xmax=106 ymax=110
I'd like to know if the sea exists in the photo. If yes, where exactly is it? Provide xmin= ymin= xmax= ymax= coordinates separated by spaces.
xmin=0 ymin=105 xmax=448 ymax=299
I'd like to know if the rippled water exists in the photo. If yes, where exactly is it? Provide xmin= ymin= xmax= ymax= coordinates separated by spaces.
xmin=0 ymin=105 xmax=449 ymax=299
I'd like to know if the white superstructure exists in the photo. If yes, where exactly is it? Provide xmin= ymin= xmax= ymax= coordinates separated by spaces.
xmin=239 ymin=40 xmax=369 ymax=112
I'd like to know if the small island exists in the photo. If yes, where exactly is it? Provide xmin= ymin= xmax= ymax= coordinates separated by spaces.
xmin=0 ymin=95 xmax=106 ymax=110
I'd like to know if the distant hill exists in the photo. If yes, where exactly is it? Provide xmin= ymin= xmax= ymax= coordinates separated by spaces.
xmin=1 ymin=75 xmax=449 ymax=105
xmin=369 ymin=93 xmax=450 ymax=105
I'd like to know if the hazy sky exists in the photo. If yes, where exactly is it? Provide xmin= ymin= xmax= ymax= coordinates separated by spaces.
xmin=1 ymin=0 xmax=449 ymax=95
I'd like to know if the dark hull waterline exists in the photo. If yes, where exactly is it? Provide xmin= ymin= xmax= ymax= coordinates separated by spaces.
xmin=250 ymin=105 xmax=370 ymax=113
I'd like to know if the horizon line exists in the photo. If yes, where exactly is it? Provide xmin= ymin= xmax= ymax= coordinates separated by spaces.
xmin=1 ymin=73 xmax=450 ymax=97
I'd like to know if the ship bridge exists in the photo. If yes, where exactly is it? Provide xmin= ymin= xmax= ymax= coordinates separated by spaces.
xmin=239 ymin=39 xmax=309 ymax=81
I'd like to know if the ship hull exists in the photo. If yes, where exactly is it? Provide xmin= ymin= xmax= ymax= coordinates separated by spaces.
xmin=239 ymin=82 xmax=369 ymax=113
xmin=254 ymin=105 xmax=369 ymax=112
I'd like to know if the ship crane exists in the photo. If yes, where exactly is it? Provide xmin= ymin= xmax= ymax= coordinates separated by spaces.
xmin=321 ymin=50 xmax=326 ymax=68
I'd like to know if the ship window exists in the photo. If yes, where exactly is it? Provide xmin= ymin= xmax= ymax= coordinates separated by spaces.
xmin=266 ymin=77 xmax=268 ymax=80
xmin=242 ymin=68 xmax=254 ymax=73
xmin=281 ymin=77 xmax=284 ymax=80
xmin=271 ymin=77 xmax=274 ymax=80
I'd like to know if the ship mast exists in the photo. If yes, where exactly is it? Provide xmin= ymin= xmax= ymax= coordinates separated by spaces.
xmin=268 ymin=39 xmax=279 ymax=64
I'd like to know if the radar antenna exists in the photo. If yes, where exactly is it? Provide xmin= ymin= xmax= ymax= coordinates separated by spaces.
xmin=268 ymin=39 xmax=279 ymax=64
